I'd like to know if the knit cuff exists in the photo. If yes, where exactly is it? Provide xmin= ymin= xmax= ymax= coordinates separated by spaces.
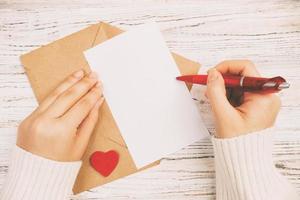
xmin=211 ymin=128 xmax=299 ymax=200
xmin=0 ymin=146 xmax=82 ymax=200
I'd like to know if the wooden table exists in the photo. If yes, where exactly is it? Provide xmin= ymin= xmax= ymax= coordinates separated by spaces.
xmin=0 ymin=1 xmax=299 ymax=199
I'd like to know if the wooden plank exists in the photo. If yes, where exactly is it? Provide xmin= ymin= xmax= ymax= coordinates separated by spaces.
xmin=0 ymin=1 xmax=299 ymax=199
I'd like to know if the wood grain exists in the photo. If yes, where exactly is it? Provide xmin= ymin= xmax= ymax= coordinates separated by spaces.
xmin=0 ymin=0 xmax=299 ymax=199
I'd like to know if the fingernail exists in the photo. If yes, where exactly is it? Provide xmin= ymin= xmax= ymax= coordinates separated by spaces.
xmin=89 ymin=71 xmax=98 ymax=79
xmin=207 ymin=68 xmax=218 ymax=83
xmin=73 ymin=70 xmax=84 ymax=79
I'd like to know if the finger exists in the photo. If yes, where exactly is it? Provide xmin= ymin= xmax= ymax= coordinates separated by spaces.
xmin=46 ymin=72 xmax=99 ymax=118
xmin=237 ymin=93 xmax=281 ymax=127
xmin=226 ymin=88 xmax=233 ymax=101
xmin=230 ymin=88 xmax=244 ymax=107
xmin=240 ymin=92 xmax=280 ymax=109
xmin=38 ymin=70 xmax=84 ymax=112
xmin=206 ymin=68 xmax=239 ymax=123
xmin=215 ymin=60 xmax=260 ymax=77
xmin=62 ymin=85 xmax=103 ymax=127
xmin=75 ymin=98 xmax=104 ymax=149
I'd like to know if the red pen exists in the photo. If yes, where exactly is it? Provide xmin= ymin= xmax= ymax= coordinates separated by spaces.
xmin=176 ymin=74 xmax=290 ymax=93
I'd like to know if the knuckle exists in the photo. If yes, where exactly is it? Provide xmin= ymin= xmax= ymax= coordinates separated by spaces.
xmin=65 ymin=78 xmax=97 ymax=96
xmin=67 ymin=76 xmax=77 ymax=84
xmin=72 ymin=84 xmax=84 ymax=94
xmin=53 ymin=77 xmax=78 ymax=96
xmin=80 ymin=90 xmax=100 ymax=108
xmin=80 ymin=97 xmax=94 ymax=108
xmin=65 ymin=84 xmax=85 ymax=96
xmin=62 ymin=89 xmax=75 ymax=99
xmin=243 ymin=60 xmax=256 ymax=70
xmin=74 ymin=78 xmax=94 ymax=91
xmin=81 ymin=77 xmax=96 ymax=87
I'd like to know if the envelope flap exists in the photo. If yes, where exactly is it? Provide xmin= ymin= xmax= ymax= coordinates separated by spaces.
xmin=21 ymin=24 xmax=102 ymax=103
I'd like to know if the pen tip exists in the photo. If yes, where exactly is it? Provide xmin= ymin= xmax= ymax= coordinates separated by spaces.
xmin=278 ymin=82 xmax=290 ymax=89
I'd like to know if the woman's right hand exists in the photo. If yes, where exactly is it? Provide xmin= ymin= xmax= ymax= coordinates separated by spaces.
xmin=206 ymin=60 xmax=281 ymax=138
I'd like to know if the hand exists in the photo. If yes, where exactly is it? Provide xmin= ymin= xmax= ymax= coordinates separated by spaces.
xmin=206 ymin=60 xmax=281 ymax=138
xmin=17 ymin=70 xmax=104 ymax=161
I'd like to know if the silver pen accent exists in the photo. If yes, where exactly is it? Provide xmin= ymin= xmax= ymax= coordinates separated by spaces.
xmin=278 ymin=82 xmax=290 ymax=89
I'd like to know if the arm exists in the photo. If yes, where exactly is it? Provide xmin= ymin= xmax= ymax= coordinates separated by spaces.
xmin=0 ymin=146 xmax=81 ymax=200
xmin=212 ymin=129 xmax=299 ymax=200
xmin=206 ymin=60 xmax=299 ymax=200
xmin=1 ymin=70 xmax=103 ymax=200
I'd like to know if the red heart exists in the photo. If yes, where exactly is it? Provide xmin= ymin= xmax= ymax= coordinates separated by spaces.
xmin=90 ymin=150 xmax=119 ymax=177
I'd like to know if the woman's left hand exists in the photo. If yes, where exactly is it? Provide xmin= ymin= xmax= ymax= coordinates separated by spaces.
xmin=17 ymin=70 xmax=104 ymax=161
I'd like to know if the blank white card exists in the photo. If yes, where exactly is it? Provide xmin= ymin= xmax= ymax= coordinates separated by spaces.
xmin=85 ymin=23 xmax=208 ymax=168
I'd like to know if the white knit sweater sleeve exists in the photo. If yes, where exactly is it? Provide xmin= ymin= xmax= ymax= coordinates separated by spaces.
xmin=0 ymin=146 xmax=81 ymax=200
xmin=211 ymin=128 xmax=299 ymax=200
xmin=1 ymin=130 xmax=299 ymax=200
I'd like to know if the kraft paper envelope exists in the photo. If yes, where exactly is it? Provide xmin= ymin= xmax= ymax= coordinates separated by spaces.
xmin=20 ymin=22 xmax=201 ymax=194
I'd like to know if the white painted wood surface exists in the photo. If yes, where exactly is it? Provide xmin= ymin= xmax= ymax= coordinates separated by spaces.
xmin=0 ymin=0 xmax=299 ymax=199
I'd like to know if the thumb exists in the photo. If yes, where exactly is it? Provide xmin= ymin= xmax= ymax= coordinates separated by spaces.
xmin=206 ymin=68 xmax=236 ymax=122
